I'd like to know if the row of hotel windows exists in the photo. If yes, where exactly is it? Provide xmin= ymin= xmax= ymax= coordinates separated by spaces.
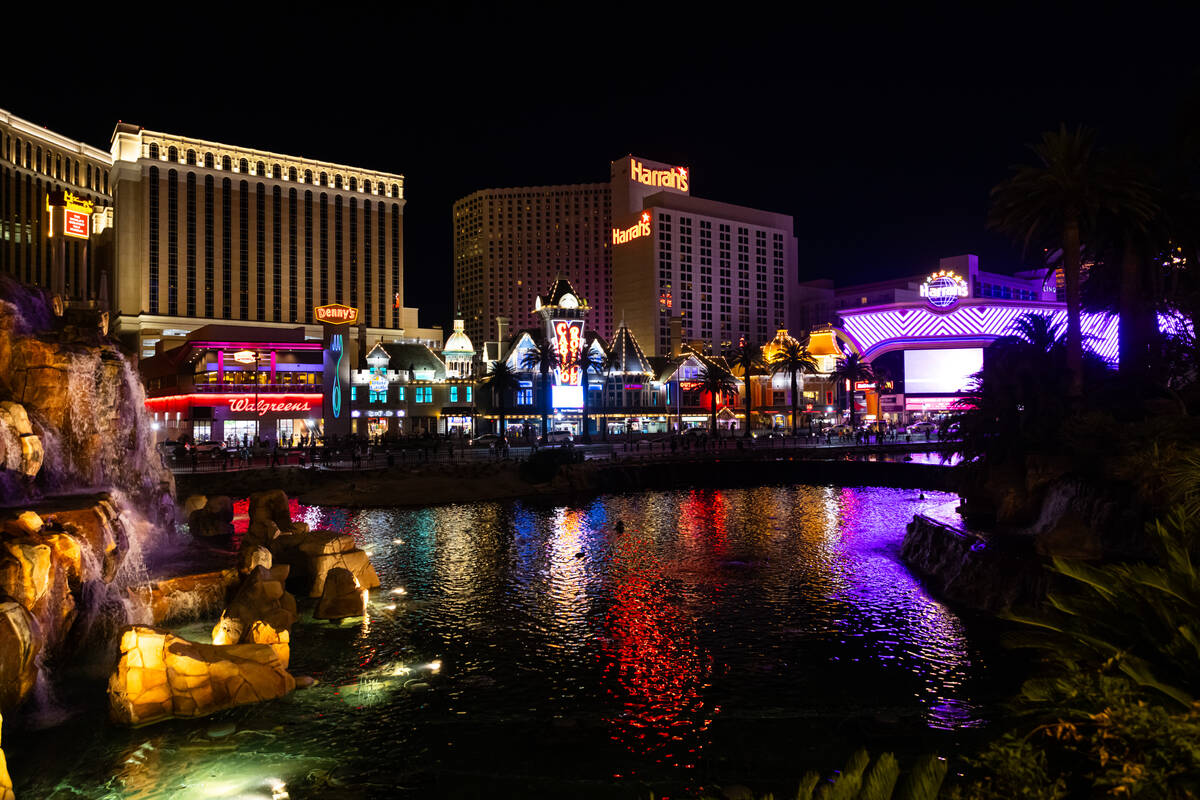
xmin=973 ymin=280 xmax=1041 ymax=301
xmin=350 ymin=386 xmax=470 ymax=403
xmin=145 ymin=144 xmax=398 ymax=197
xmin=146 ymin=167 xmax=400 ymax=327
xmin=2 ymin=134 xmax=110 ymax=194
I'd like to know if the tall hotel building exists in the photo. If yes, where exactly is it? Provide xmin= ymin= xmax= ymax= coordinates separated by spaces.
xmin=610 ymin=156 xmax=796 ymax=357
xmin=1 ymin=108 xmax=439 ymax=359
xmin=452 ymin=155 xmax=797 ymax=358
xmin=453 ymin=184 xmax=612 ymax=347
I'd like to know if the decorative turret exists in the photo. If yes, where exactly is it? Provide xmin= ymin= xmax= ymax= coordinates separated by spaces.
xmin=442 ymin=315 xmax=475 ymax=378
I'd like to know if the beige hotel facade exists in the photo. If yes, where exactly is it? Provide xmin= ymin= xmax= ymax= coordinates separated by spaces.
xmin=1 ymin=108 xmax=441 ymax=358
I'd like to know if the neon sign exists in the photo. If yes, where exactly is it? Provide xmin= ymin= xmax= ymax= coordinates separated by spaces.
xmin=314 ymin=303 xmax=359 ymax=324
xmin=231 ymin=350 xmax=258 ymax=364
xmin=552 ymin=319 xmax=584 ymax=386
xmin=369 ymin=376 xmax=388 ymax=393
xmin=331 ymin=334 xmax=343 ymax=418
xmin=919 ymin=270 xmax=969 ymax=309
xmin=630 ymin=158 xmax=689 ymax=192
xmin=228 ymin=398 xmax=313 ymax=416
xmin=612 ymin=210 xmax=652 ymax=245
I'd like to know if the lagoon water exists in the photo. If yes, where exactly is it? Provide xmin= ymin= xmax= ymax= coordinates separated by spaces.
xmin=11 ymin=485 xmax=1006 ymax=799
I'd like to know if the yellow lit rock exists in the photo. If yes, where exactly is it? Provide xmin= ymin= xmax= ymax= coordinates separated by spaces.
xmin=0 ymin=710 xmax=14 ymax=800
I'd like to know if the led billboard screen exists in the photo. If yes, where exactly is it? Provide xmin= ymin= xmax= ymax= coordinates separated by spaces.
xmin=903 ymin=348 xmax=983 ymax=395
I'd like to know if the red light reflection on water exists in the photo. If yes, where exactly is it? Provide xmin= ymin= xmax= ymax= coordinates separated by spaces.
xmin=231 ymin=497 xmax=342 ymax=535
xmin=600 ymin=527 xmax=715 ymax=777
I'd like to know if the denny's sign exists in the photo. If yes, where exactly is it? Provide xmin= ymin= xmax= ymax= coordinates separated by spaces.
xmin=314 ymin=303 xmax=359 ymax=325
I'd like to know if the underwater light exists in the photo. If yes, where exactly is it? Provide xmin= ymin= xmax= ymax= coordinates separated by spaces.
xmin=428 ymin=660 xmax=442 ymax=672
xmin=390 ymin=587 xmax=406 ymax=595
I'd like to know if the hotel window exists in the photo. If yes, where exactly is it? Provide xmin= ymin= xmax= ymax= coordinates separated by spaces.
xmin=334 ymin=196 xmax=343 ymax=303
xmin=304 ymin=191 xmax=313 ymax=321
xmin=288 ymin=167 xmax=297 ymax=181
xmin=222 ymin=178 xmax=232 ymax=315
xmin=378 ymin=202 xmax=386 ymax=325
xmin=351 ymin=386 xmax=357 ymax=401
xmin=320 ymin=172 xmax=328 ymax=186
xmin=168 ymin=146 xmax=177 ymax=163
xmin=256 ymin=183 xmax=266 ymax=320
xmin=185 ymin=172 xmax=196 ymax=316
xmin=222 ymin=155 xmax=232 ymax=171
xmin=256 ymin=161 xmax=265 ymax=176
xmin=273 ymin=185 xmax=282 ymax=321
xmin=272 ymin=165 xmax=281 ymax=180
xmin=239 ymin=180 xmax=249 ymax=319
xmin=148 ymin=167 xmax=159 ymax=313
xmin=288 ymin=189 xmax=297 ymax=321
xmin=517 ymin=388 xmax=533 ymax=405
xmin=364 ymin=200 xmax=373 ymax=325
xmin=186 ymin=150 xmax=196 ymax=166
xmin=204 ymin=153 xmax=214 ymax=169
xmin=204 ymin=177 xmax=214 ymax=317
xmin=167 ymin=169 xmax=178 ymax=313
xmin=391 ymin=204 xmax=400 ymax=327
xmin=416 ymin=387 xmax=432 ymax=403
xmin=349 ymin=198 xmax=357 ymax=307
xmin=304 ymin=169 xmax=312 ymax=183
xmin=397 ymin=387 xmax=405 ymax=401
xmin=319 ymin=193 xmax=328 ymax=305
xmin=239 ymin=158 xmax=249 ymax=173
xmin=149 ymin=143 xmax=160 ymax=159
xmin=450 ymin=386 xmax=458 ymax=403
xmin=466 ymin=387 xmax=472 ymax=402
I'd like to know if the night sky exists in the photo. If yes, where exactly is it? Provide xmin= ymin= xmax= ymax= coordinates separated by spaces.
xmin=7 ymin=8 xmax=1196 ymax=334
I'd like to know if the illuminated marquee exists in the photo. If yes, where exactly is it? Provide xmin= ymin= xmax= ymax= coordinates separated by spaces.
xmin=919 ymin=270 xmax=969 ymax=309
xmin=144 ymin=393 xmax=322 ymax=417
xmin=552 ymin=319 xmax=584 ymax=386
xmin=231 ymin=350 xmax=258 ymax=364
xmin=612 ymin=210 xmax=652 ymax=245
xmin=228 ymin=398 xmax=313 ymax=416
xmin=47 ymin=190 xmax=94 ymax=240
xmin=630 ymin=158 xmax=689 ymax=192
xmin=314 ymin=303 xmax=359 ymax=324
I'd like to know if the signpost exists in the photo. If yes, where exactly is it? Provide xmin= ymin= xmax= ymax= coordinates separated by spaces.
xmin=316 ymin=304 xmax=359 ymax=439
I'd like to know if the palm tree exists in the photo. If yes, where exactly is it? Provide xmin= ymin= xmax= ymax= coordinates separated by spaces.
xmin=1006 ymin=311 xmax=1064 ymax=353
xmin=520 ymin=336 xmax=560 ymax=436
xmin=728 ymin=340 xmax=765 ymax=438
xmin=580 ymin=338 xmax=609 ymax=444
xmin=696 ymin=364 xmax=738 ymax=436
xmin=484 ymin=360 xmax=519 ymax=439
xmin=829 ymin=352 xmax=874 ymax=430
xmin=988 ymin=125 xmax=1140 ymax=401
xmin=769 ymin=340 xmax=818 ymax=436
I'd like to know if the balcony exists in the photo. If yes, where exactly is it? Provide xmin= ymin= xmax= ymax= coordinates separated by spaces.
xmin=192 ymin=383 xmax=320 ymax=394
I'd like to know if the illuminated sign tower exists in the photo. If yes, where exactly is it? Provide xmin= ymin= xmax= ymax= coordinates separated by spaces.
xmin=316 ymin=303 xmax=359 ymax=437
xmin=533 ymin=277 xmax=590 ymax=409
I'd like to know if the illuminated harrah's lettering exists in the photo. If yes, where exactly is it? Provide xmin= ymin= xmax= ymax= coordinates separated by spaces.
xmin=630 ymin=158 xmax=689 ymax=192
xmin=228 ymin=398 xmax=311 ymax=416
xmin=552 ymin=319 xmax=584 ymax=386
xmin=612 ymin=211 xmax=652 ymax=245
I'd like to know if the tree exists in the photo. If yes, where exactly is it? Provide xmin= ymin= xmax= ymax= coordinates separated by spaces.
xmin=989 ymin=125 xmax=1133 ymax=401
xmin=728 ymin=340 xmax=766 ymax=438
xmin=829 ymin=352 xmax=873 ymax=430
xmin=1007 ymin=311 xmax=1065 ymax=353
xmin=769 ymin=339 xmax=819 ymax=436
xmin=580 ymin=338 xmax=609 ymax=444
xmin=696 ymin=364 xmax=738 ymax=436
xmin=484 ymin=360 xmax=519 ymax=440
xmin=520 ymin=337 xmax=560 ymax=436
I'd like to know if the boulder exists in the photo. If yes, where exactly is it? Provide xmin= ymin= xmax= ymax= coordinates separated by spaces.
xmin=245 ymin=620 xmax=290 ymax=668
xmin=0 ymin=711 xmax=13 ymax=800
xmin=2 ymin=511 xmax=42 ymax=537
xmin=239 ymin=546 xmax=272 ymax=575
xmin=108 ymin=626 xmax=296 ymax=726
xmin=0 ymin=600 xmax=39 ymax=713
xmin=212 ymin=565 xmax=297 ymax=646
xmin=205 ymin=495 xmax=234 ymax=523
xmin=49 ymin=499 xmax=125 ymax=582
xmin=309 ymin=549 xmax=379 ymax=597
xmin=0 ymin=539 xmax=51 ymax=611
xmin=134 ymin=569 xmax=239 ymax=626
xmin=314 ymin=567 xmax=366 ymax=620
xmin=246 ymin=490 xmax=292 ymax=547
xmin=180 ymin=495 xmax=208 ymax=520
xmin=188 ymin=508 xmax=233 ymax=538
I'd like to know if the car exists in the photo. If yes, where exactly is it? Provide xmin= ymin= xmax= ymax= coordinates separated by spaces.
xmin=909 ymin=421 xmax=936 ymax=433
xmin=193 ymin=441 xmax=225 ymax=454
xmin=538 ymin=430 xmax=574 ymax=446
xmin=470 ymin=433 xmax=502 ymax=447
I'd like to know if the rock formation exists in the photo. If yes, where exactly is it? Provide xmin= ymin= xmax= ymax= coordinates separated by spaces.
xmin=108 ymin=625 xmax=295 ymax=726
xmin=211 ymin=561 xmax=298 ymax=668
xmin=314 ymin=567 xmax=366 ymax=621
xmin=271 ymin=530 xmax=380 ymax=597
xmin=187 ymin=495 xmax=234 ymax=538
xmin=134 ymin=568 xmax=239 ymax=626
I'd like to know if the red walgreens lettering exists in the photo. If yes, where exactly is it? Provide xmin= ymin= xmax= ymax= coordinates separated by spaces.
xmin=228 ymin=398 xmax=311 ymax=416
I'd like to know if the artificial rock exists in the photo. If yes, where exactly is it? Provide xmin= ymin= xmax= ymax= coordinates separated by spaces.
xmin=314 ymin=567 xmax=366 ymax=620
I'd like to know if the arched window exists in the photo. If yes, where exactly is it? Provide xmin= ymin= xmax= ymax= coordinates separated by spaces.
xmin=319 ymin=172 xmax=328 ymax=186
xmin=74 ymin=160 xmax=80 ymax=185
xmin=186 ymin=149 xmax=197 ymax=165
xmin=24 ymin=142 xmax=31 ymax=168
xmin=55 ymin=154 xmax=61 ymax=179
xmin=148 ymin=143 xmax=160 ymax=159
xmin=391 ymin=183 xmax=399 ymax=198
xmin=349 ymin=177 xmax=357 ymax=192
xmin=271 ymin=164 xmax=281 ymax=179
xmin=167 ymin=146 xmax=178 ymax=162
xmin=288 ymin=166 xmax=297 ymax=181
xmin=204 ymin=153 xmax=214 ymax=169
xmin=334 ymin=174 xmax=343 ymax=189
xmin=363 ymin=179 xmax=372 ymax=194
xmin=103 ymin=170 xmax=108 ymax=194
xmin=304 ymin=169 xmax=313 ymax=183
xmin=239 ymin=158 xmax=249 ymax=173
xmin=219 ymin=155 xmax=229 ymax=170
xmin=256 ymin=160 xmax=266 ymax=175
xmin=86 ymin=164 xmax=92 ymax=188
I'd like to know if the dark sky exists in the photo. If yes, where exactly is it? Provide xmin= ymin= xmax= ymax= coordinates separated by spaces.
xmin=7 ymin=7 xmax=1197 ymax=334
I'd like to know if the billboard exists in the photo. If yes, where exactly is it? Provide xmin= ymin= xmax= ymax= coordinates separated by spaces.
xmin=903 ymin=348 xmax=982 ymax=395
xmin=552 ymin=319 xmax=584 ymax=386
xmin=552 ymin=385 xmax=583 ymax=409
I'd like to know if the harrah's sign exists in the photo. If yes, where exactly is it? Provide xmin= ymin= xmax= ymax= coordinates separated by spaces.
xmin=629 ymin=158 xmax=689 ymax=192
xmin=314 ymin=303 xmax=359 ymax=324
xmin=612 ymin=210 xmax=652 ymax=245
xmin=228 ymin=397 xmax=313 ymax=416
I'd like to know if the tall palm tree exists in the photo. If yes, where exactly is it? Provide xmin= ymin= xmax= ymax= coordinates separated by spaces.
xmin=485 ymin=360 xmax=519 ymax=438
xmin=520 ymin=336 xmax=560 ymax=436
xmin=988 ymin=125 xmax=1139 ymax=401
xmin=696 ymin=364 xmax=738 ymax=436
xmin=580 ymin=338 xmax=609 ymax=444
xmin=1007 ymin=311 xmax=1065 ymax=353
xmin=768 ymin=340 xmax=818 ymax=436
xmin=829 ymin=352 xmax=874 ymax=430
xmin=728 ymin=340 xmax=765 ymax=438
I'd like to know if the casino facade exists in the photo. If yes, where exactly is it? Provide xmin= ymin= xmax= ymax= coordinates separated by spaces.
xmin=797 ymin=254 xmax=1125 ymax=424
